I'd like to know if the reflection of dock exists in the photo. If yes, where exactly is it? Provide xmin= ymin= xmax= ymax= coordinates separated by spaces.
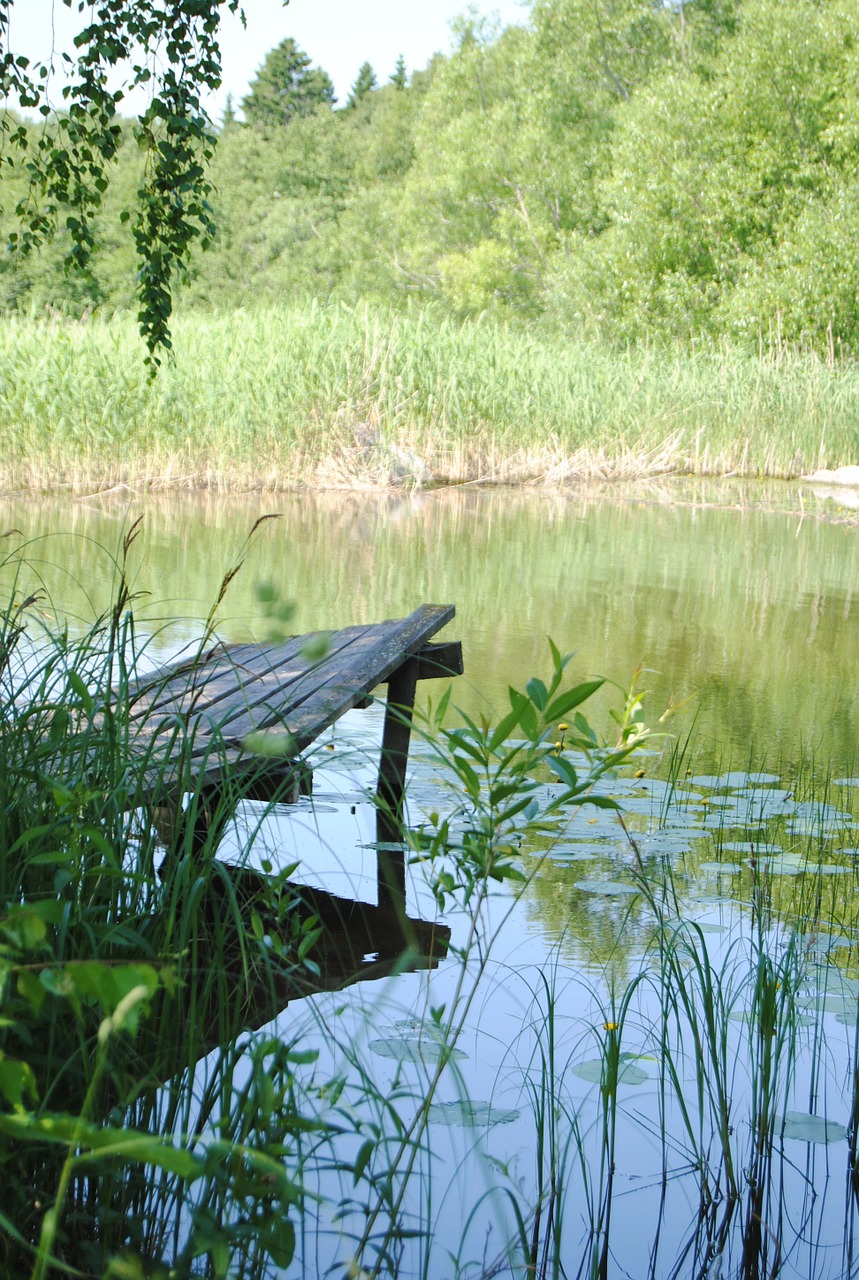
xmin=187 ymin=870 xmax=452 ymax=1053
xmin=127 ymin=605 xmax=462 ymax=1053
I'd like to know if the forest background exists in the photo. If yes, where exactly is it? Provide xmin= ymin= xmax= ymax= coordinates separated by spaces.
xmin=3 ymin=0 xmax=858 ymax=358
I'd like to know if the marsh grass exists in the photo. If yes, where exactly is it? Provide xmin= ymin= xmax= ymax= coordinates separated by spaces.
xmin=2 ymin=303 xmax=859 ymax=492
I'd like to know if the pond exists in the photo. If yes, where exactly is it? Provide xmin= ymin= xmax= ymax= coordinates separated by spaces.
xmin=3 ymin=477 xmax=859 ymax=1278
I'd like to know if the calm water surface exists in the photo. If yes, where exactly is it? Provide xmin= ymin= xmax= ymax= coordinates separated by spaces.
xmin=4 ymin=479 xmax=859 ymax=1277
xmin=2 ymin=477 xmax=857 ymax=767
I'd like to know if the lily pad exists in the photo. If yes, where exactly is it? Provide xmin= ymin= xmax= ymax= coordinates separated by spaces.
xmin=719 ymin=841 xmax=783 ymax=855
xmin=806 ymin=969 xmax=859 ymax=997
xmin=637 ymin=834 xmax=700 ymax=855
xmin=574 ymin=879 xmax=640 ymax=897
xmin=687 ymin=771 xmax=779 ymax=790
xmin=550 ymin=841 xmax=619 ymax=860
xmin=572 ymin=1058 xmax=649 ymax=1086
xmin=750 ymin=857 xmax=802 ymax=877
xmin=698 ymin=861 xmax=743 ymax=874
xmin=781 ymin=1111 xmax=845 ymax=1144
xmin=427 ymin=1101 xmax=520 ymax=1127
xmin=833 ymin=778 xmax=859 ymax=788
xmin=369 ymin=1037 xmax=467 ymax=1065
xmin=797 ymin=994 xmax=858 ymax=1017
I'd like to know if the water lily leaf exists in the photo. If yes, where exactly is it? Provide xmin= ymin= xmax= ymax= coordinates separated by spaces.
xmin=750 ymin=858 xmax=802 ymax=877
xmin=797 ymin=995 xmax=858 ymax=1017
xmin=572 ymin=1059 xmax=648 ymax=1085
xmin=574 ymin=879 xmax=640 ymax=897
xmin=369 ymin=1037 xmax=467 ymax=1065
xmin=427 ymin=1101 xmax=520 ymax=1127
xmin=729 ymin=1010 xmax=816 ymax=1028
xmin=698 ymin=862 xmax=743 ymax=874
xmin=637 ymin=834 xmax=699 ymax=855
xmin=719 ymin=841 xmax=782 ymax=855
xmin=833 ymin=778 xmax=859 ymax=788
xmin=549 ymin=841 xmax=617 ymax=860
xmin=786 ymin=819 xmax=850 ymax=838
xmin=806 ymin=969 xmax=859 ymax=996
xmin=781 ymin=1112 xmax=845 ymax=1144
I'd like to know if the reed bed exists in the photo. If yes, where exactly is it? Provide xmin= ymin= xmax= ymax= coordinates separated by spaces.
xmin=2 ymin=303 xmax=859 ymax=491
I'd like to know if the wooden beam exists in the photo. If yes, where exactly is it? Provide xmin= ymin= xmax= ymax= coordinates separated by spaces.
xmin=375 ymin=656 xmax=419 ymax=913
xmin=413 ymin=640 xmax=464 ymax=681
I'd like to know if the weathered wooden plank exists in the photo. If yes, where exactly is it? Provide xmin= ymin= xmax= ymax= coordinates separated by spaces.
xmin=414 ymin=640 xmax=464 ymax=681
xmin=129 ymin=605 xmax=456 ymax=797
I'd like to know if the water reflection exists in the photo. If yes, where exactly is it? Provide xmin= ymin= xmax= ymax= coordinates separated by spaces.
xmin=2 ymin=480 xmax=857 ymax=769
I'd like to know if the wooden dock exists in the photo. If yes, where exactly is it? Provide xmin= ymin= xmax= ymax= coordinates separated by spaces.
xmin=127 ymin=603 xmax=463 ymax=906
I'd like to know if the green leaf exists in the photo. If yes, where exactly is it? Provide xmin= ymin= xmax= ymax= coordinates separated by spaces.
xmin=353 ymin=1138 xmax=375 ymax=1184
xmin=452 ymin=754 xmax=481 ymax=797
xmin=263 ymin=1217 xmax=295 ymax=1268
xmin=302 ymin=632 xmax=330 ymax=661
xmin=526 ymin=677 xmax=548 ymax=710
xmin=0 ymin=1112 xmax=203 ymax=1178
xmin=488 ymin=696 xmax=528 ymax=752
xmin=0 ymin=1056 xmax=38 ymax=1111
xmin=546 ymin=679 xmax=605 ymax=723
xmin=0 ymin=907 xmax=47 ymax=951
xmin=68 ymin=962 xmax=159 ymax=1017
xmin=67 ymin=669 xmax=94 ymax=713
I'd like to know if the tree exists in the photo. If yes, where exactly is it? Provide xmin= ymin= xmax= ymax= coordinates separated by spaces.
xmin=241 ymin=38 xmax=335 ymax=127
xmin=390 ymin=55 xmax=407 ymax=91
xmin=344 ymin=62 xmax=377 ymax=112
xmin=0 ymin=0 xmax=243 ymax=366
xmin=221 ymin=92 xmax=238 ymax=131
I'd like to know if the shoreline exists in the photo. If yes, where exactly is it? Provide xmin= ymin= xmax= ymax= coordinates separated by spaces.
xmin=3 ymin=471 xmax=858 ymax=528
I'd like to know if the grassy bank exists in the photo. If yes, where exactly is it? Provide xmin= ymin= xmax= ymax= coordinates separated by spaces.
xmin=2 ymin=303 xmax=859 ymax=491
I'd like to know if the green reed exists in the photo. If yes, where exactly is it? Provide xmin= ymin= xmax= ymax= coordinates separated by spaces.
xmin=0 ymin=529 xmax=333 ymax=1276
xmin=2 ymin=303 xmax=859 ymax=490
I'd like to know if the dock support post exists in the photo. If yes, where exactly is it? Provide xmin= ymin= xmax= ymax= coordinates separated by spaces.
xmin=376 ymin=657 xmax=418 ymax=914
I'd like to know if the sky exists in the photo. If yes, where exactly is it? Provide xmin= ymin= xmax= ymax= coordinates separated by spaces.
xmin=8 ymin=0 xmax=530 ymax=122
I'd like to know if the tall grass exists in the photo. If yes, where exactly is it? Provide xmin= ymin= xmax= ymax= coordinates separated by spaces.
xmin=2 ymin=302 xmax=859 ymax=490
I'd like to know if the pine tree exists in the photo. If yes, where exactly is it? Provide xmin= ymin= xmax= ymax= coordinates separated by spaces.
xmin=390 ymin=55 xmax=408 ymax=90
xmin=241 ymin=38 xmax=336 ymax=127
xmin=344 ymin=62 xmax=378 ymax=111
xmin=221 ymin=92 xmax=238 ymax=130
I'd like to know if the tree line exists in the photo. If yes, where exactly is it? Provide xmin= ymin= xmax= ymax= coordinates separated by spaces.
xmin=2 ymin=0 xmax=857 ymax=354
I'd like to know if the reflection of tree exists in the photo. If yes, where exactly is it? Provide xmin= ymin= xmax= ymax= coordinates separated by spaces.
xmin=2 ymin=486 xmax=857 ymax=769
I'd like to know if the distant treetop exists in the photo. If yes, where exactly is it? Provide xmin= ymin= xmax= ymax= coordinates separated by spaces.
xmin=241 ymin=38 xmax=336 ymax=128
xmin=344 ymin=62 xmax=378 ymax=112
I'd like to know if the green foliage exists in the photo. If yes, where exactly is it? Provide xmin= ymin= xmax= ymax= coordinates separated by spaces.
xmin=240 ymin=38 xmax=336 ymax=127
xmin=344 ymin=61 xmax=378 ymax=112
xmin=389 ymin=54 xmax=408 ymax=91
xmin=0 ymin=0 xmax=240 ymax=367
xmin=2 ymin=0 xmax=859 ymax=356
